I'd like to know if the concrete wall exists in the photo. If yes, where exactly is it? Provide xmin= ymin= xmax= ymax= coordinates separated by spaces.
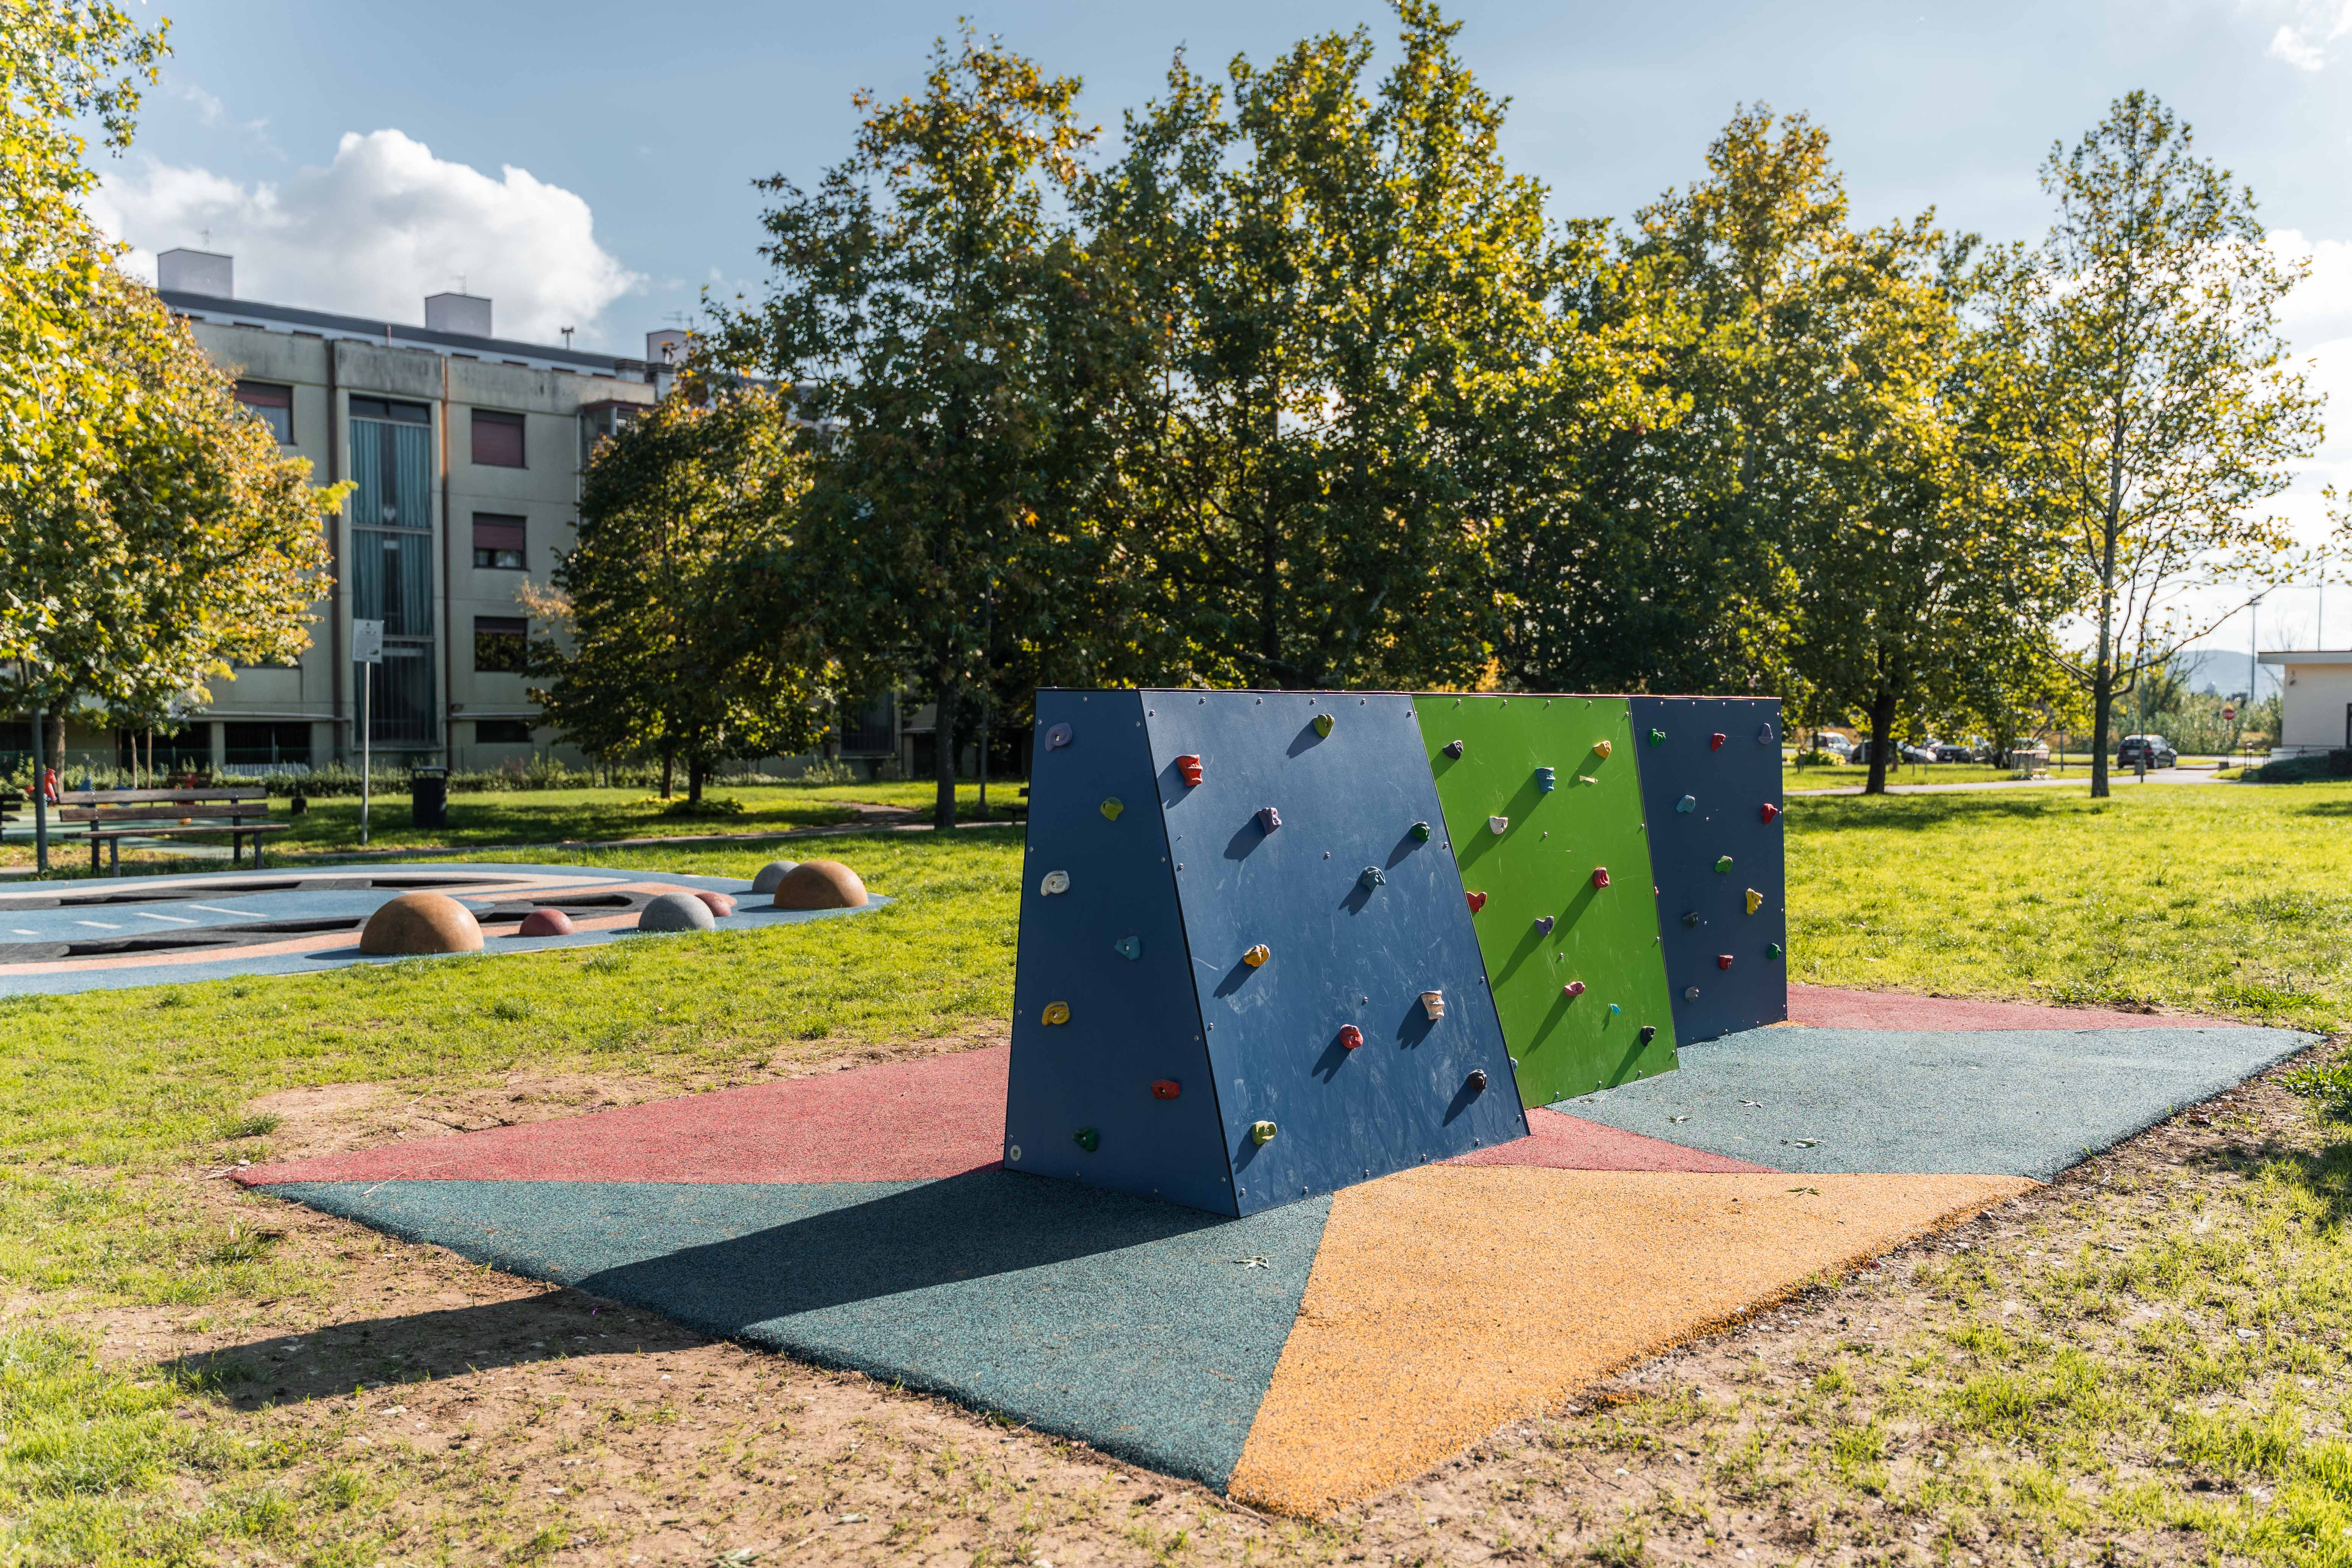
xmin=2279 ymin=661 xmax=2352 ymax=754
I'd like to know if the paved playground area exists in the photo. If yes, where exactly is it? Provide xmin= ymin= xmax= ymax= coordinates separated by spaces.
xmin=238 ymin=984 xmax=2313 ymax=1516
xmin=0 ymin=863 xmax=885 ymax=994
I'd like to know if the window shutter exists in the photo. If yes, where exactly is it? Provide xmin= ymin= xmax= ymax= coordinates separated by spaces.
xmin=471 ymin=410 xmax=526 ymax=467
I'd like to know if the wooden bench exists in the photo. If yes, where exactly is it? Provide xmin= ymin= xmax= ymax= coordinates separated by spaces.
xmin=55 ymin=787 xmax=289 ymax=874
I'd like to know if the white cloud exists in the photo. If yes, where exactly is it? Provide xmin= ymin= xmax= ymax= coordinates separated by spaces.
xmin=90 ymin=128 xmax=644 ymax=348
xmin=2254 ymin=0 xmax=2352 ymax=69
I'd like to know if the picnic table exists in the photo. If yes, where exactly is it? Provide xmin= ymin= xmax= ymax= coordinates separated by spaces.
xmin=54 ymin=786 xmax=289 ymax=874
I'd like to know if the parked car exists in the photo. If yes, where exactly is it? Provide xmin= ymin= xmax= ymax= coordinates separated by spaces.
xmin=1819 ymin=733 xmax=1853 ymax=757
xmin=2117 ymin=734 xmax=2178 ymax=769
xmin=2004 ymin=737 xmax=2052 ymax=768
xmin=1932 ymin=742 xmax=1979 ymax=764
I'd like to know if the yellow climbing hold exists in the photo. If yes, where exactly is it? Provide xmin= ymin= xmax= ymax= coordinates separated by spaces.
xmin=1745 ymin=888 xmax=1763 ymax=915
xmin=1100 ymin=797 xmax=1124 ymax=821
xmin=1042 ymin=1001 xmax=1071 ymax=1026
xmin=1592 ymin=739 xmax=1612 ymax=759
xmin=1312 ymin=712 xmax=1335 ymax=739
xmin=1244 ymin=944 xmax=1271 ymax=968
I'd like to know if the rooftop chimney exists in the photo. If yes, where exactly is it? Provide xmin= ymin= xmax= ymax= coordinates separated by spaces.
xmin=645 ymin=328 xmax=692 ymax=366
xmin=158 ymin=248 xmax=233 ymax=298
xmin=424 ymin=291 xmax=492 ymax=337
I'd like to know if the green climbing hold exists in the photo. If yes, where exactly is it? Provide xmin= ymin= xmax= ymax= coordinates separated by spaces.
xmin=1767 ymin=942 xmax=1783 ymax=959
xmin=1312 ymin=712 xmax=1335 ymax=739
xmin=1715 ymin=855 xmax=1734 ymax=873
xmin=1100 ymin=797 xmax=1124 ymax=821
xmin=1073 ymin=1127 xmax=1100 ymax=1153
xmin=1411 ymin=820 xmax=1432 ymax=842
xmin=1648 ymin=728 xmax=1666 ymax=746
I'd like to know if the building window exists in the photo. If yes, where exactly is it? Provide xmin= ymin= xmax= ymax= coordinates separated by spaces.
xmin=474 ymin=616 xmax=528 ymax=673
xmin=349 ymin=396 xmax=430 ymax=425
xmin=472 ymin=409 xmax=525 ymax=468
xmin=235 ymin=380 xmax=293 ymax=443
xmin=474 ymin=719 xmax=533 ymax=744
xmin=472 ymin=514 xmax=525 ymax=569
xmin=221 ymin=722 xmax=309 ymax=765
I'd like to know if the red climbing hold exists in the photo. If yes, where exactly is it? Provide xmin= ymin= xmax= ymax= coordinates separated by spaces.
xmin=1466 ymin=890 xmax=1488 ymax=913
xmin=1338 ymin=1024 xmax=1364 ymax=1051
xmin=1151 ymin=1079 xmax=1182 ymax=1100
xmin=1760 ymin=802 xmax=1781 ymax=824
xmin=1175 ymin=753 xmax=1203 ymax=787
xmin=1590 ymin=867 xmax=1611 ymax=890
xmin=1718 ymin=954 xmax=1734 ymax=971
xmin=1710 ymin=733 xmax=1726 ymax=750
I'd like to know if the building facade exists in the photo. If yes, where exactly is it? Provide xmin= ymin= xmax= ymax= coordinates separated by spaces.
xmin=2258 ymin=650 xmax=2352 ymax=759
xmin=70 ymin=248 xmax=678 ymax=773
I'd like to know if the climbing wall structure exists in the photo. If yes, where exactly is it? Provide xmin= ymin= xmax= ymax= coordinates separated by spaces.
xmin=1004 ymin=689 xmax=1529 ymax=1217
xmin=1413 ymin=694 xmax=1678 ymax=1108
xmin=1628 ymin=697 xmax=1789 ymax=1042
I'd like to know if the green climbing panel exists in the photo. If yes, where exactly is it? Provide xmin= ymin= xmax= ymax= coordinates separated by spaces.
xmin=1412 ymin=694 xmax=1678 ymax=1107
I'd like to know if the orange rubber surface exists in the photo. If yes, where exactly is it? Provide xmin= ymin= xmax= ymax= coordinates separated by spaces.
xmin=1227 ymin=1165 xmax=2034 ymax=1515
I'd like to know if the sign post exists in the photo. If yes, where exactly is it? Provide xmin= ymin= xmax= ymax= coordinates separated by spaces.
xmin=353 ymin=619 xmax=383 ymax=846
xmin=29 ymin=705 xmax=46 ymax=875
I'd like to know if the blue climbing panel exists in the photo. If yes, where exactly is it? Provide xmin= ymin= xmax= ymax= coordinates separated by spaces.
xmin=1003 ymin=690 xmax=1233 ymax=1213
xmin=1004 ymin=689 xmax=1528 ymax=1218
xmin=1626 ymin=697 xmax=1789 ymax=1042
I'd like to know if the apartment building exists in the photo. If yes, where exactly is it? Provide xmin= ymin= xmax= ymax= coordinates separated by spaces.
xmin=75 ymin=247 xmax=676 ymax=772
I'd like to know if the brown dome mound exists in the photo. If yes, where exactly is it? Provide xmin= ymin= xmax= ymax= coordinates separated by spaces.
xmin=772 ymin=860 xmax=868 ymax=910
xmin=517 ymin=908 xmax=575 ymax=937
xmin=360 ymin=892 xmax=484 ymax=955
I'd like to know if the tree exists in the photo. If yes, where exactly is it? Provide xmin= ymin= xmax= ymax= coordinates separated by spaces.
xmin=2 ymin=3 xmax=337 ymax=753
xmin=526 ymin=387 xmax=828 ymax=806
xmin=718 ymin=29 xmax=1108 ymax=831
xmin=1091 ymin=3 xmax=1664 ymax=691
xmin=1983 ymin=92 xmax=2325 ymax=797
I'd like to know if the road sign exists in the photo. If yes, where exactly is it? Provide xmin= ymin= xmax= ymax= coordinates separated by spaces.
xmin=2223 ymin=705 xmax=2237 ymax=722
xmin=352 ymin=618 xmax=384 ymax=664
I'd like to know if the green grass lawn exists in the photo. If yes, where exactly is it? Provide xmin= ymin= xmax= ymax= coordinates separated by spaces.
xmin=4 ymin=782 xmax=2350 ymax=1562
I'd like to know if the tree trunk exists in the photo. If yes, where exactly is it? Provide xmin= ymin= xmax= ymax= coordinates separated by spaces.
xmin=46 ymin=712 xmax=64 ymax=779
xmin=2090 ymin=663 xmax=2115 ymax=800
xmin=660 ymin=749 xmax=674 ymax=799
xmin=933 ymin=666 xmax=960 ymax=833
xmin=687 ymin=755 xmax=705 ymax=807
xmin=1864 ymin=687 xmax=1897 ymax=796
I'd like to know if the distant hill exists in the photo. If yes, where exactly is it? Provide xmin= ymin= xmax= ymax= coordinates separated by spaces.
xmin=2173 ymin=647 xmax=2279 ymax=701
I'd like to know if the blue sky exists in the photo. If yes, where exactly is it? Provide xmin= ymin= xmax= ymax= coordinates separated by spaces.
xmin=95 ymin=0 xmax=2352 ymax=653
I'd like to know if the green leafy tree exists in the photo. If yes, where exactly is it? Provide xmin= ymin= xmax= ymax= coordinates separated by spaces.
xmin=719 ymin=30 xmax=1111 ymax=830
xmin=527 ymin=387 xmax=827 ymax=805
xmin=1091 ymin=3 xmax=1663 ymax=692
xmin=3 ymin=3 xmax=337 ymax=754
xmin=1981 ymin=92 xmax=2326 ymax=796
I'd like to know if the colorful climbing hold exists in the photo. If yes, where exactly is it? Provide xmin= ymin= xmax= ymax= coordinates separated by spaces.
xmin=1337 ymin=1025 xmax=1364 ymax=1051
xmin=1074 ymin=1127 xmax=1100 ymax=1152
xmin=1767 ymin=942 xmax=1783 ymax=959
xmin=1114 ymin=935 xmax=1143 ymax=961
xmin=1648 ymin=728 xmax=1666 ymax=747
xmin=1243 ymin=943 xmax=1271 ymax=968
xmin=1040 ymin=870 xmax=1071 ymax=896
xmin=1745 ymin=888 xmax=1763 ymax=915
xmin=1256 ymin=805 xmax=1282 ymax=832
xmin=1535 ymin=915 xmax=1555 ymax=935
xmin=1042 ymin=1001 xmax=1071 ymax=1026
xmin=1676 ymin=794 xmax=1696 ymax=814
xmin=1443 ymin=739 xmax=1465 ymax=759
xmin=1100 ymin=797 xmax=1124 ymax=821
xmin=1760 ymin=801 xmax=1781 ymax=824
xmin=1151 ymin=1079 xmax=1182 ymax=1101
xmin=1534 ymin=767 xmax=1557 ymax=793
xmin=1046 ymin=723 xmax=1073 ymax=750
xmin=1683 ymin=986 xmax=1700 ymax=1000
xmin=1420 ymin=990 xmax=1446 ymax=1022
xmin=1710 ymin=733 xmax=1726 ymax=750
xmin=1466 ymin=890 xmax=1488 ymax=913
xmin=1488 ymin=814 xmax=1509 ymax=835
xmin=1577 ymin=775 xmax=1599 ymax=786
xmin=1591 ymin=866 xmax=1611 ymax=890
xmin=1411 ymin=820 xmax=1432 ymax=842
xmin=1592 ymin=739 xmax=1613 ymax=759
xmin=1250 ymin=1119 xmax=1279 ymax=1145
xmin=1757 ymin=724 xmax=1775 ymax=745
xmin=1681 ymin=911 xmax=1700 ymax=928
xmin=1312 ymin=712 xmax=1335 ymax=739
xmin=1608 ymin=1003 xmax=1621 ymax=1016
xmin=1358 ymin=865 xmax=1386 ymax=890
xmin=1715 ymin=855 xmax=1734 ymax=873
xmin=1718 ymin=954 xmax=1734 ymax=971
xmin=1466 ymin=1068 xmax=1489 ymax=1093
xmin=1563 ymin=980 xmax=1587 ymax=998
xmin=1639 ymin=1025 xmax=1658 ymax=1046
xmin=1175 ymin=753 xmax=1203 ymax=787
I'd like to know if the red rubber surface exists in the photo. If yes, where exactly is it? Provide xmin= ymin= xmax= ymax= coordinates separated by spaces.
xmin=1450 ymin=1106 xmax=1774 ymax=1173
xmin=238 ymin=1047 xmax=1012 ymax=1188
xmin=1788 ymin=983 xmax=2226 ymax=1031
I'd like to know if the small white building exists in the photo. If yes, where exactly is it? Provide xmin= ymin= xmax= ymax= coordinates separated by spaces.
xmin=2257 ymin=650 xmax=2352 ymax=758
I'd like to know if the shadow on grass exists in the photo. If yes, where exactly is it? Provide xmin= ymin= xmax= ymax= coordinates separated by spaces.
xmin=1790 ymin=792 xmax=2112 ymax=833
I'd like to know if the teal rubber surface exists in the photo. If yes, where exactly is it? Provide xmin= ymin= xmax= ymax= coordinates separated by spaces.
xmin=268 ymin=1173 xmax=1329 ymax=1489
xmin=1561 ymin=1025 xmax=2315 ymax=1178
